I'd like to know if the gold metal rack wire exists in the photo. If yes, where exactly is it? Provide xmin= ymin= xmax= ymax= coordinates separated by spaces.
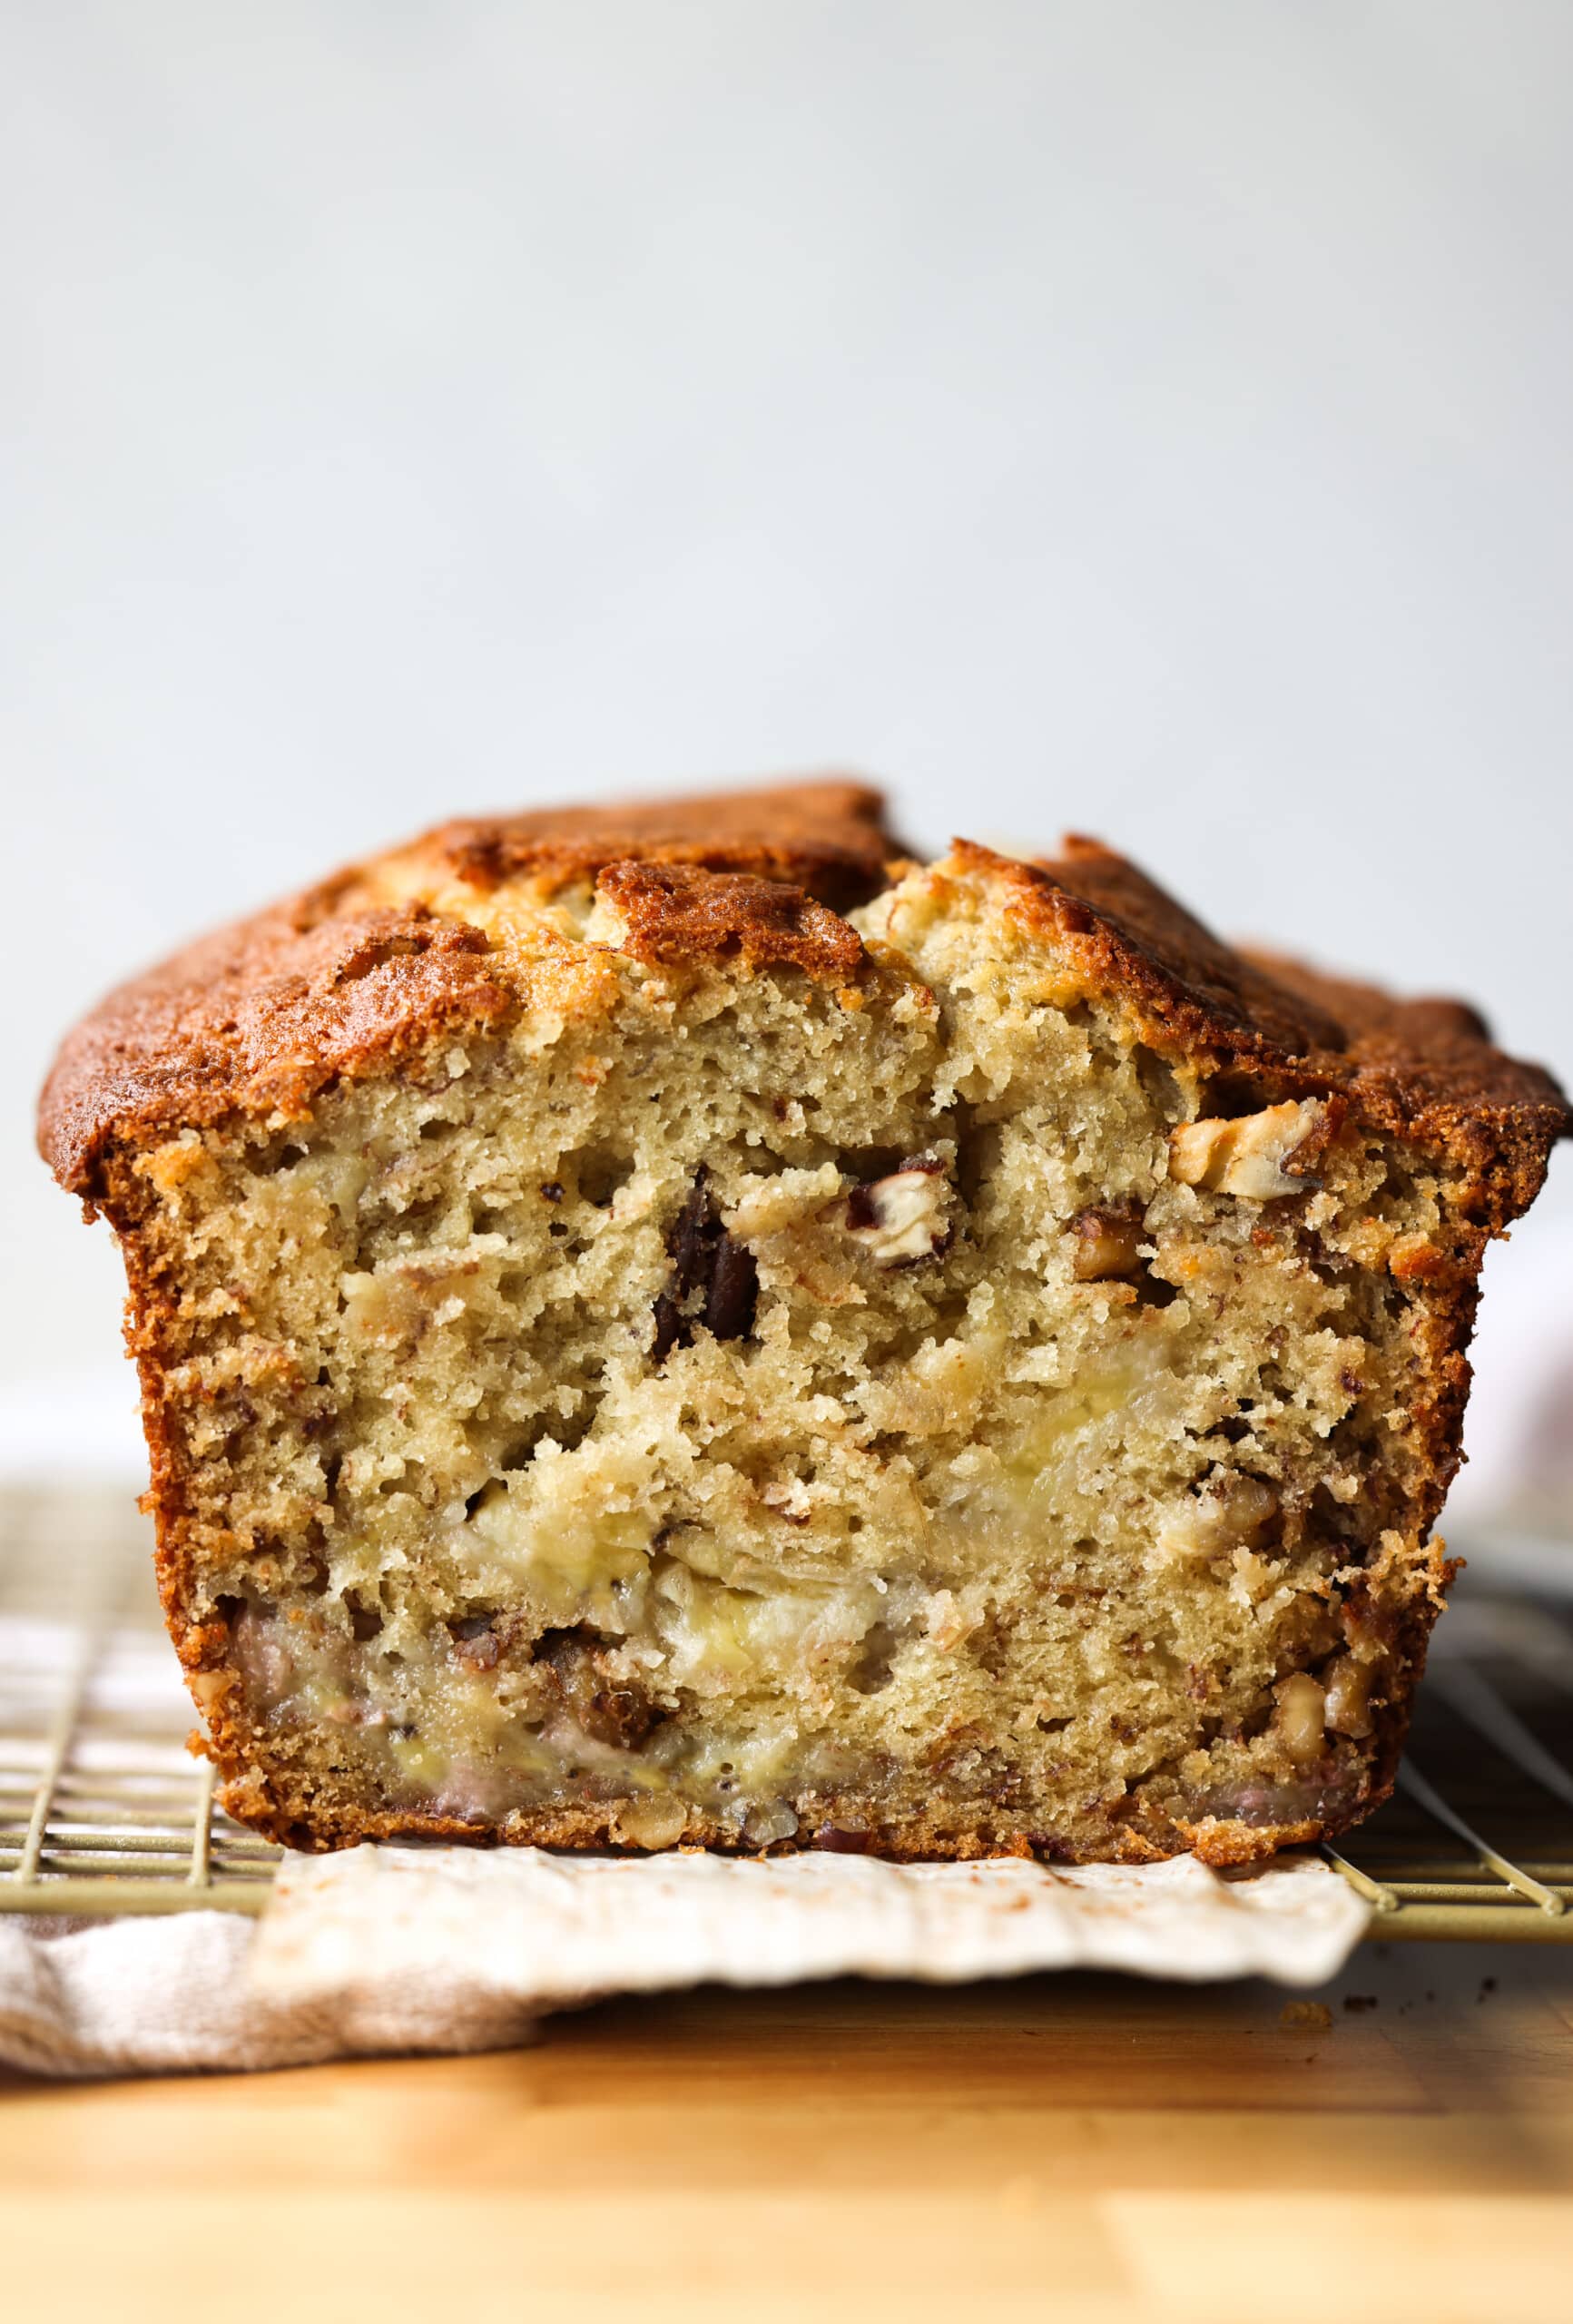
xmin=1 ymin=1490 xmax=280 ymax=1915
xmin=3 ymin=1488 xmax=1570 ymax=1935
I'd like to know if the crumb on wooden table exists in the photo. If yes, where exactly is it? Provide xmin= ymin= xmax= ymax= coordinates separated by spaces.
xmin=1280 ymin=2001 xmax=1332 ymax=2032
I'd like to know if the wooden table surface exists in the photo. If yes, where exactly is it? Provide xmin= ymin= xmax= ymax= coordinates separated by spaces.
xmin=2 ymin=1938 xmax=1571 ymax=2323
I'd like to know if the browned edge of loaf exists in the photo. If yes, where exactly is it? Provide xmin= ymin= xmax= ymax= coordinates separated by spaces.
xmin=38 ymin=779 xmax=898 ymax=1201
xmin=35 ymin=779 xmax=1571 ymax=1862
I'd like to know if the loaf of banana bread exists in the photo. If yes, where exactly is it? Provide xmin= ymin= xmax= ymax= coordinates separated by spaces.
xmin=39 ymin=781 xmax=1568 ymax=1861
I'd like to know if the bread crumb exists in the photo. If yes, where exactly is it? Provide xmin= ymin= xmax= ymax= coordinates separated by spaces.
xmin=1280 ymin=2000 xmax=1332 ymax=2032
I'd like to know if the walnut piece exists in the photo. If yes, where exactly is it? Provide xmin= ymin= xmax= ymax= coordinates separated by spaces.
xmin=536 ymin=1624 xmax=664 ymax=1750
xmin=1273 ymin=1673 xmax=1327 ymax=1763
xmin=611 ymin=1794 xmax=689 ymax=1848
xmin=844 ymin=1160 xmax=950 ymax=1266
xmin=1323 ymin=1653 xmax=1374 ymax=1738
xmin=1068 ymin=1203 xmax=1146 ymax=1282
xmin=1157 ymin=1473 xmax=1281 ymax=1567
xmin=1168 ymin=1098 xmax=1330 ymax=1200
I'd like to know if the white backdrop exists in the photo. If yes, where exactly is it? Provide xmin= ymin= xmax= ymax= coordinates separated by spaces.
xmin=4 ymin=3 xmax=1568 ymax=1456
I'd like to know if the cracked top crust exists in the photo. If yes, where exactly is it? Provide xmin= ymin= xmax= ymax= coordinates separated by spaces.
xmin=38 ymin=778 xmax=1569 ymax=1214
xmin=333 ymin=776 xmax=899 ymax=911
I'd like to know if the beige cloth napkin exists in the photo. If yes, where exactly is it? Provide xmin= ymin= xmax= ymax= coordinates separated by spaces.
xmin=0 ymin=1844 xmax=1367 ymax=2079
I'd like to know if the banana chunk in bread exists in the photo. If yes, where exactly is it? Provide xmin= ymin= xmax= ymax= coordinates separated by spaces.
xmin=39 ymin=782 xmax=1568 ymax=1861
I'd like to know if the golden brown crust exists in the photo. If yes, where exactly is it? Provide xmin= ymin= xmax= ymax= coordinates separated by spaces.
xmin=596 ymin=858 xmax=867 ymax=981
xmin=38 ymin=780 xmax=901 ymax=1202
xmin=1031 ymin=833 xmax=1353 ymax=1057
xmin=365 ymin=775 xmax=899 ymax=909
xmin=964 ymin=836 xmax=1568 ymax=1229
xmin=40 ymin=906 xmax=516 ymax=1203
xmin=41 ymin=783 xmax=1568 ymax=1218
xmin=215 ymin=1783 xmax=1339 ymax=1868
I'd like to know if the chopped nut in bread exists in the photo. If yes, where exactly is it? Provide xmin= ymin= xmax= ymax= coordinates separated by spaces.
xmin=1169 ymin=1098 xmax=1330 ymax=1199
xmin=1068 ymin=1203 xmax=1147 ymax=1282
xmin=844 ymin=1159 xmax=951 ymax=1266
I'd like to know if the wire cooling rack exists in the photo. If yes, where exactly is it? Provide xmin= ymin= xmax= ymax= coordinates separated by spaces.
xmin=2 ymin=1489 xmax=1571 ymax=1934
xmin=0 ymin=1491 xmax=280 ymax=1915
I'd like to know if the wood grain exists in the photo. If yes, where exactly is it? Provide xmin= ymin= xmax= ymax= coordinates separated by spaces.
xmin=2 ymin=1940 xmax=1570 ymax=2321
